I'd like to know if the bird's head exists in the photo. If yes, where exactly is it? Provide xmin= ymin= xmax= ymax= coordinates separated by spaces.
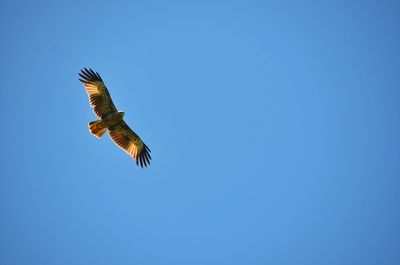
xmin=118 ymin=111 xmax=125 ymax=117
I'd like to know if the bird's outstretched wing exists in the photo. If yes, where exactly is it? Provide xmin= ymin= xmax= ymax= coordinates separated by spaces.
xmin=108 ymin=120 xmax=152 ymax=167
xmin=79 ymin=68 xmax=117 ymax=118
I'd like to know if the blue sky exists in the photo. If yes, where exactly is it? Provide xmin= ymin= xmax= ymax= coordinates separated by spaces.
xmin=1 ymin=0 xmax=399 ymax=264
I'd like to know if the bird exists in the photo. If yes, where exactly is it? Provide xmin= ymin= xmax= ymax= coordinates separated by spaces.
xmin=78 ymin=68 xmax=151 ymax=168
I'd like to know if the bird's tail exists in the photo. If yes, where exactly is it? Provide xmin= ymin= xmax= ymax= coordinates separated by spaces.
xmin=89 ymin=120 xmax=107 ymax=138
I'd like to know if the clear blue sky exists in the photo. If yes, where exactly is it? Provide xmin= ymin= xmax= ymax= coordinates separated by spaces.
xmin=1 ymin=0 xmax=399 ymax=264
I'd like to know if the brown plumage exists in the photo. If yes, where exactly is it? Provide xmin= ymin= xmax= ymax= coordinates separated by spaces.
xmin=79 ymin=68 xmax=151 ymax=167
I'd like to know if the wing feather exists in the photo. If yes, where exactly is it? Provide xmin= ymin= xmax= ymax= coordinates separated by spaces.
xmin=79 ymin=68 xmax=117 ymax=118
xmin=108 ymin=120 xmax=151 ymax=168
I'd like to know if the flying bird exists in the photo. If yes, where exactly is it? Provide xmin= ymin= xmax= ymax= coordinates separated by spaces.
xmin=79 ymin=68 xmax=151 ymax=167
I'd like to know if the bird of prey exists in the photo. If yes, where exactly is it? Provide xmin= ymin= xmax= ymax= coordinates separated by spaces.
xmin=79 ymin=68 xmax=151 ymax=167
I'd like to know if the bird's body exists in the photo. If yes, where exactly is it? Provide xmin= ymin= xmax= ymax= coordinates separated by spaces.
xmin=101 ymin=111 xmax=125 ymax=128
xmin=79 ymin=68 xmax=151 ymax=168
xmin=87 ymin=111 xmax=125 ymax=138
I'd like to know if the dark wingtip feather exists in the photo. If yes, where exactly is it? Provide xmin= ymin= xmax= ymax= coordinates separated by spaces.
xmin=143 ymin=149 xmax=150 ymax=160
xmin=144 ymin=144 xmax=151 ymax=152
xmin=79 ymin=68 xmax=102 ymax=82
xmin=143 ymin=152 xmax=150 ymax=166
xmin=85 ymin=68 xmax=95 ymax=79
xmin=139 ymin=155 xmax=144 ymax=168
xmin=89 ymin=68 xmax=97 ymax=78
xmin=143 ymin=154 xmax=148 ymax=167
xmin=79 ymin=73 xmax=90 ymax=81
xmin=96 ymin=72 xmax=103 ymax=81
xmin=142 ymin=155 xmax=145 ymax=167
xmin=146 ymin=151 xmax=152 ymax=160
xmin=79 ymin=70 xmax=90 ymax=81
